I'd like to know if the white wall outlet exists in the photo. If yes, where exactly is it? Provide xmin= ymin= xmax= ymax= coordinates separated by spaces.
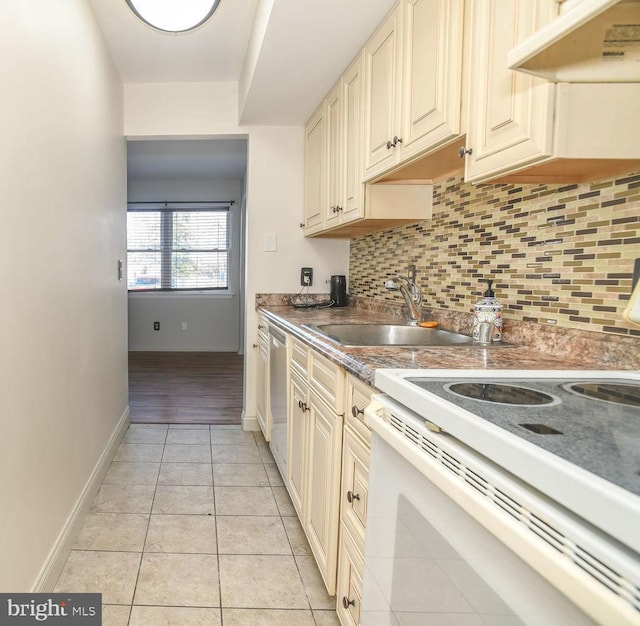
xmin=181 ymin=322 xmax=187 ymax=330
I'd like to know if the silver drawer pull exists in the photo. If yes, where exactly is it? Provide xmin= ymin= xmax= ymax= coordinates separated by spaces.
xmin=347 ymin=490 xmax=360 ymax=503
xmin=342 ymin=597 xmax=355 ymax=609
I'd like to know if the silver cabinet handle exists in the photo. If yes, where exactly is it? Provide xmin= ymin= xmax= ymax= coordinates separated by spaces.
xmin=343 ymin=597 xmax=355 ymax=609
xmin=347 ymin=490 xmax=360 ymax=503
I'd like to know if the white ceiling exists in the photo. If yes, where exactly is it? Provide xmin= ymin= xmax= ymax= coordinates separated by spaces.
xmin=90 ymin=0 xmax=395 ymax=179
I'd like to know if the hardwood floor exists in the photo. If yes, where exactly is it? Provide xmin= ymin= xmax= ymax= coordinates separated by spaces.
xmin=128 ymin=352 xmax=243 ymax=425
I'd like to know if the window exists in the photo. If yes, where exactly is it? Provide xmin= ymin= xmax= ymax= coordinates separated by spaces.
xmin=127 ymin=202 xmax=232 ymax=292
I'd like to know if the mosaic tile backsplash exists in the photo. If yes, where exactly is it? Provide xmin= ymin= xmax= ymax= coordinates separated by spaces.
xmin=349 ymin=172 xmax=640 ymax=338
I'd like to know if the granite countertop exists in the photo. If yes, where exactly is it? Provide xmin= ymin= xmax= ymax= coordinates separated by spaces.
xmin=258 ymin=304 xmax=603 ymax=387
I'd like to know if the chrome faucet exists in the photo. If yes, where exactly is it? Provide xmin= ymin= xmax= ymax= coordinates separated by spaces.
xmin=384 ymin=265 xmax=422 ymax=325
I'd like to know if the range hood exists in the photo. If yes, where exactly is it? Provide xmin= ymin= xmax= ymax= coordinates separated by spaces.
xmin=507 ymin=0 xmax=640 ymax=82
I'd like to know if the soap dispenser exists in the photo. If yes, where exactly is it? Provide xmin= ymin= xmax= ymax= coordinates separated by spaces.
xmin=471 ymin=279 xmax=503 ymax=342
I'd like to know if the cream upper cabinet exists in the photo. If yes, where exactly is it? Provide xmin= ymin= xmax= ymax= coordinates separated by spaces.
xmin=304 ymin=53 xmax=370 ymax=236
xmin=364 ymin=0 xmax=466 ymax=182
xmin=304 ymin=28 xmax=433 ymax=238
xmin=399 ymin=0 xmax=465 ymax=162
xmin=325 ymin=53 xmax=366 ymax=232
xmin=507 ymin=0 xmax=640 ymax=83
xmin=340 ymin=54 xmax=366 ymax=226
xmin=462 ymin=0 xmax=558 ymax=183
xmin=302 ymin=104 xmax=325 ymax=235
xmin=325 ymin=81 xmax=344 ymax=232
xmin=462 ymin=0 xmax=640 ymax=184
xmin=363 ymin=5 xmax=403 ymax=179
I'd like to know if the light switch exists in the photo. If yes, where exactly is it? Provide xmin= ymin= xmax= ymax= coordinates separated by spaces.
xmin=264 ymin=233 xmax=277 ymax=252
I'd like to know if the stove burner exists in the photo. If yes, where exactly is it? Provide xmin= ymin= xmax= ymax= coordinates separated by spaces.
xmin=446 ymin=382 xmax=558 ymax=406
xmin=564 ymin=382 xmax=640 ymax=407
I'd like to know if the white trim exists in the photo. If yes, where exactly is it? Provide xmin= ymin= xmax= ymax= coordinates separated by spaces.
xmin=128 ymin=291 xmax=236 ymax=299
xmin=31 ymin=408 xmax=131 ymax=592
xmin=129 ymin=346 xmax=239 ymax=352
xmin=241 ymin=410 xmax=260 ymax=432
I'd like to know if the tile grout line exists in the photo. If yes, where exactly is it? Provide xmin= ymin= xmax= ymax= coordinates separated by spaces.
xmin=210 ymin=425 xmax=225 ymax=625
xmin=124 ymin=425 xmax=167 ymax=625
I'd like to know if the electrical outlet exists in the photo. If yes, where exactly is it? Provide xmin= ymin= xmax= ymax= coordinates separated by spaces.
xmin=181 ymin=322 xmax=187 ymax=330
xmin=301 ymin=267 xmax=313 ymax=286
xmin=153 ymin=321 xmax=160 ymax=331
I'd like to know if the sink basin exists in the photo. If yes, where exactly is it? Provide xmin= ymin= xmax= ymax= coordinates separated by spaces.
xmin=304 ymin=323 xmax=476 ymax=347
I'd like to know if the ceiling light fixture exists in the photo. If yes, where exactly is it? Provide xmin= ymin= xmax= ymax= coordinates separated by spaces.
xmin=125 ymin=0 xmax=222 ymax=33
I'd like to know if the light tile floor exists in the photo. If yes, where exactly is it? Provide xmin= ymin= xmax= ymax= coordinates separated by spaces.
xmin=54 ymin=424 xmax=340 ymax=626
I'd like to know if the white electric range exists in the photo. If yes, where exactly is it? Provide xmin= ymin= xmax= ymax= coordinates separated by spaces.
xmin=362 ymin=369 xmax=640 ymax=626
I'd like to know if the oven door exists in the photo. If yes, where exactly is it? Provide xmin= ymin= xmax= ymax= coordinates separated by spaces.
xmin=361 ymin=396 xmax=638 ymax=626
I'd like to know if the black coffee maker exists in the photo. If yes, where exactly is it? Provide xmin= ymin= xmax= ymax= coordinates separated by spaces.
xmin=330 ymin=275 xmax=347 ymax=307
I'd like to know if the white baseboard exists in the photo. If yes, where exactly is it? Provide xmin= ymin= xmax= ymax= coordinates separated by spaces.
xmin=32 ymin=407 xmax=131 ymax=592
xmin=241 ymin=410 xmax=259 ymax=432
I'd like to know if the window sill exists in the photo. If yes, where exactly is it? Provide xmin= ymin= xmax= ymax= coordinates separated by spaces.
xmin=128 ymin=291 xmax=236 ymax=298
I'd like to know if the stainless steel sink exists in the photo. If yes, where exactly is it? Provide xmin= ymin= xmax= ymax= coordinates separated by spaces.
xmin=304 ymin=323 xmax=476 ymax=347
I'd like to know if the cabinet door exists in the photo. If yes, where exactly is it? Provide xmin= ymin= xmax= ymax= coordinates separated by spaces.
xmin=303 ymin=104 xmax=326 ymax=235
xmin=325 ymin=82 xmax=343 ymax=231
xmin=464 ymin=0 xmax=558 ymax=182
xmin=341 ymin=52 xmax=365 ymax=225
xmin=399 ymin=0 xmax=464 ymax=161
xmin=363 ymin=5 xmax=403 ymax=180
xmin=340 ymin=427 xmax=370 ymax=550
xmin=256 ymin=332 xmax=269 ymax=441
xmin=336 ymin=525 xmax=364 ymax=626
xmin=305 ymin=392 xmax=343 ymax=595
xmin=287 ymin=370 xmax=308 ymax=518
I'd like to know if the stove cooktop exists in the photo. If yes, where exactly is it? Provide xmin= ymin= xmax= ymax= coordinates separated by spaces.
xmin=373 ymin=369 xmax=640 ymax=555
xmin=407 ymin=376 xmax=640 ymax=496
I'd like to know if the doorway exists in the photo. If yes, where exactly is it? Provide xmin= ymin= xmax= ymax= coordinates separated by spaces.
xmin=126 ymin=138 xmax=247 ymax=425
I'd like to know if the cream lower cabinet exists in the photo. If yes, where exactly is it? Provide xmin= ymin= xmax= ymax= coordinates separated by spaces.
xmin=336 ymin=376 xmax=372 ymax=626
xmin=287 ymin=368 xmax=308 ymax=516
xmin=282 ymin=332 xmax=374 ymax=608
xmin=305 ymin=388 xmax=344 ymax=592
xmin=287 ymin=341 xmax=345 ymax=594
xmin=256 ymin=316 xmax=270 ymax=441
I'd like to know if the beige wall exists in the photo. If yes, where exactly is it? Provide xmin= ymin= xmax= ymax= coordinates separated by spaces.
xmin=124 ymin=82 xmax=350 ymax=427
xmin=127 ymin=178 xmax=244 ymax=352
xmin=351 ymin=172 xmax=640 ymax=340
xmin=0 ymin=0 xmax=128 ymax=590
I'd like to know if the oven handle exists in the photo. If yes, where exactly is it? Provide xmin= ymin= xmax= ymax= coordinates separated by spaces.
xmin=363 ymin=395 xmax=640 ymax=626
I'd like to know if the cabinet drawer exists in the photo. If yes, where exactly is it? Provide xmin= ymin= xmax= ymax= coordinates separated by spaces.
xmin=257 ymin=335 xmax=268 ymax=359
xmin=336 ymin=524 xmax=364 ymax=626
xmin=341 ymin=425 xmax=370 ymax=552
xmin=257 ymin=314 xmax=269 ymax=341
xmin=290 ymin=337 xmax=309 ymax=377
xmin=345 ymin=375 xmax=372 ymax=444
xmin=309 ymin=350 xmax=345 ymax=413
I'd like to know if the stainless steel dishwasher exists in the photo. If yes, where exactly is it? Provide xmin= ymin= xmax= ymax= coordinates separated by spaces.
xmin=268 ymin=325 xmax=288 ymax=478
